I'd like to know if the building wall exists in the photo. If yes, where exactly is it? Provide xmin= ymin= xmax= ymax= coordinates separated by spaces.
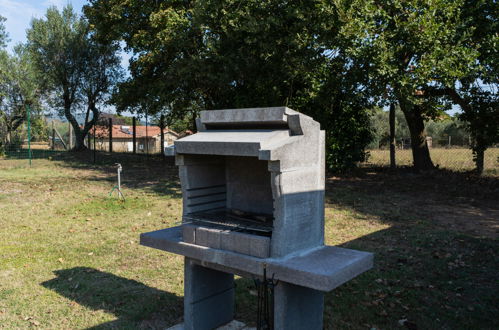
xmin=90 ymin=132 xmax=177 ymax=153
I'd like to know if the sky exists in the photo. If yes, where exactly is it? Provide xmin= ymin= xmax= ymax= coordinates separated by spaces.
xmin=0 ymin=0 xmax=130 ymax=69
xmin=0 ymin=0 xmax=87 ymax=51
xmin=0 ymin=0 xmax=131 ymax=117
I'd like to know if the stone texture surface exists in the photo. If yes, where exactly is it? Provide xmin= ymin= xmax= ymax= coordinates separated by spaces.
xmin=140 ymin=226 xmax=373 ymax=292
xmin=182 ymin=224 xmax=196 ymax=244
xmin=168 ymin=320 xmax=254 ymax=330
xmin=182 ymin=225 xmax=271 ymax=259
xmin=225 ymin=156 xmax=273 ymax=215
xmin=184 ymin=258 xmax=234 ymax=330
xmin=176 ymin=107 xmax=326 ymax=259
xmin=175 ymin=130 xmax=290 ymax=157
xmin=195 ymin=227 xmax=222 ymax=249
xmin=273 ymin=282 xmax=324 ymax=330
xmin=142 ymin=108 xmax=373 ymax=329
xmin=201 ymin=107 xmax=289 ymax=127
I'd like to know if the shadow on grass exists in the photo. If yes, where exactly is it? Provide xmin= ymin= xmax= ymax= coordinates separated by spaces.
xmin=323 ymin=168 xmax=499 ymax=328
xmin=40 ymin=267 xmax=260 ymax=329
xmin=41 ymin=267 xmax=183 ymax=329
xmin=329 ymin=226 xmax=499 ymax=329
xmin=326 ymin=167 xmax=499 ymax=238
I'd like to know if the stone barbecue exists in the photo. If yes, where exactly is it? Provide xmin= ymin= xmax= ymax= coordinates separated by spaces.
xmin=140 ymin=107 xmax=373 ymax=329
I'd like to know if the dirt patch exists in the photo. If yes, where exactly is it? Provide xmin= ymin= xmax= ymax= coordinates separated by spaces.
xmin=429 ymin=203 xmax=499 ymax=239
xmin=328 ymin=168 xmax=499 ymax=239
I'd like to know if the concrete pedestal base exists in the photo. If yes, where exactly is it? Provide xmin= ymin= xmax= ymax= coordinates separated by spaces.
xmin=184 ymin=258 xmax=235 ymax=330
xmin=274 ymin=282 xmax=324 ymax=330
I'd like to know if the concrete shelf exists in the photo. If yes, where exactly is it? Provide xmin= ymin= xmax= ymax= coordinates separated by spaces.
xmin=140 ymin=226 xmax=373 ymax=292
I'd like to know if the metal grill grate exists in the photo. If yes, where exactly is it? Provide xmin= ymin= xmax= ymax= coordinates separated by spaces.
xmin=184 ymin=210 xmax=273 ymax=236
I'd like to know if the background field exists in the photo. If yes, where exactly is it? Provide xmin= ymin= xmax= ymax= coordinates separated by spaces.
xmin=0 ymin=153 xmax=498 ymax=329
xmin=363 ymin=148 xmax=499 ymax=177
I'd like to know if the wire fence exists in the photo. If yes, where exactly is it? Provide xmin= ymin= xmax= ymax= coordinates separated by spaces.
xmin=1 ymin=112 xmax=181 ymax=166
xmin=85 ymin=115 xmax=178 ymax=157
xmin=2 ymin=109 xmax=497 ymax=176
xmin=361 ymin=147 xmax=499 ymax=176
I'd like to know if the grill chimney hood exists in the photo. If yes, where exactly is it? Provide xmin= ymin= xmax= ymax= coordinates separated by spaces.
xmin=174 ymin=107 xmax=319 ymax=160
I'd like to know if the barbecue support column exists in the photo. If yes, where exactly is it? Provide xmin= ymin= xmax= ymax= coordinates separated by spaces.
xmin=274 ymin=282 xmax=324 ymax=330
xmin=184 ymin=258 xmax=234 ymax=330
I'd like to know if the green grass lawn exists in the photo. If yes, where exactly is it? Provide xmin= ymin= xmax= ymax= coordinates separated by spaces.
xmin=1 ymin=153 xmax=498 ymax=329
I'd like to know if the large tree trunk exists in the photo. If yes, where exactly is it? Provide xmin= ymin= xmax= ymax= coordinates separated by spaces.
xmin=475 ymin=149 xmax=485 ymax=174
xmin=73 ymin=128 xmax=87 ymax=151
xmin=63 ymin=97 xmax=87 ymax=151
xmin=399 ymin=102 xmax=434 ymax=170
xmin=65 ymin=93 xmax=100 ymax=151
xmin=389 ymin=103 xmax=396 ymax=169
xmin=473 ymin=134 xmax=487 ymax=175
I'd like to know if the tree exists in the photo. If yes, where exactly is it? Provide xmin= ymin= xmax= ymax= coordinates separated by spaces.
xmin=26 ymin=5 xmax=122 ymax=150
xmin=336 ymin=0 xmax=483 ymax=170
xmin=459 ymin=89 xmax=498 ymax=173
xmin=85 ymin=0 xmax=373 ymax=170
xmin=443 ymin=0 xmax=498 ymax=173
xmin=0 ymin=15 xmax=8 ymax=49
xmin=0 ymin=46 xmax=42 ymax=147
xmin=78 ymin=39 xmax=123 ymax=150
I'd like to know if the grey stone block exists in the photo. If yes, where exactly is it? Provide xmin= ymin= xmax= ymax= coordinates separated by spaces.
xmin=249 ymin=235 xmax=270 ymax=259
xmin=195 ymin=227 xmax=223 ymax=249
xmin=273 ymin=282 xmax=324 ymax=330
xmin=184 ymin=258 xmax=234 ymax=330
xmin=193 ymin=227 xmax=271 ymax=258
xmin=200 ymin=107 xmax=289 ymax=127
xmin=182 ymin=224 xmax=196 ymax=244
xmin=220 ymin=230 xmax=250 ymax=255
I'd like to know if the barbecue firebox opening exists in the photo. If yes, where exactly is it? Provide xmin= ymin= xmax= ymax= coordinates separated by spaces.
xmin=181 ymin=155 xmax=274 ymax=237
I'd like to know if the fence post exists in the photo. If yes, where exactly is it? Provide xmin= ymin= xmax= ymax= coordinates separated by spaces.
xmin=145 ymin=111 xmax=149 ymax=157
xmin=68 ymin=122 xmax=73 ymax=150
xmin=389 ymin=103 xmax=396 ymax=169
xmin=52 ymin=121 xmax=55 ymax=150
xmin=93 ymin=124 xmax=96 ymax=163
xmin=27 ymin=105 xmax=32 ymax=166
xmin=108 ymin=118 xmax=113 ymax=153
xmin=160 ymin=114 xmax=165 ymax=158
xmin=132 ymin=116 xmax=136 ymax=154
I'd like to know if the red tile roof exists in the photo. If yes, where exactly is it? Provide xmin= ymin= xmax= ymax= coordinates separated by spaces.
xmin=90 ymin=125 xmax=179 ymax=139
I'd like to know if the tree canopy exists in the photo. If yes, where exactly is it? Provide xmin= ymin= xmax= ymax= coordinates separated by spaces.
xmin=0 ymin=45 xmax=42 ymax=147
xmin=336 ymin=0 xmax=498 ymax=171
xmin=0 ymin=15 xmax=7 ymax=49
xmin=84 ymin=0 xmax=374 ymax=170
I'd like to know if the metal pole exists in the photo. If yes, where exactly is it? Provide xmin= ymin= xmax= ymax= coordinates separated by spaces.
xmin=69 ymin=122 xmax=73 ymax=150
xmin=118 ymin=164 xmax=121 ymax=191
xmin=93 ymin=124 xmax=96 ymax=164
xmin=27 ymin=105 xmax=32 ymax=166
xmin=109 ymin=118 xmax=113 ymax=153
xmin=145 ymin=110 xmax=149 ymax=158
xmin=132 ymin=116 xmax=137 ymax=154
xmin=160 ymin=114 xmax=165 ymax=158
xmin=52 ymin=122 xmax=55 ymax=150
